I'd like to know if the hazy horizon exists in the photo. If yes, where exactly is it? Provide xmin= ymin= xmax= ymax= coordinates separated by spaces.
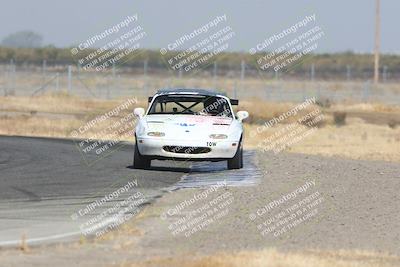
xmin=0 ymin=0 xmax=398 ymax=54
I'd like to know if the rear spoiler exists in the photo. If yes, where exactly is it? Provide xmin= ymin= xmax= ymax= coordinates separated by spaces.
xmin=230 ymin=99 xmax=239 ymax=105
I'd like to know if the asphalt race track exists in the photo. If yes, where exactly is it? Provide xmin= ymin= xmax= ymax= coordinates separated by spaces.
xmin=0 ymin=136 xmax=187 ymax=245
xmin=0 ymin=136 xmax=261 ymax=246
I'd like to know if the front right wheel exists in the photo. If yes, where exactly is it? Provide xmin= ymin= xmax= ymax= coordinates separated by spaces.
xmin=227 ymin=141 xmax=243 ymax=170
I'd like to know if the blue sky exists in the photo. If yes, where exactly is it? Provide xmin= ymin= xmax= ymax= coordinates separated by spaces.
xmin=0 ymin=0 xmax=398 ymax=53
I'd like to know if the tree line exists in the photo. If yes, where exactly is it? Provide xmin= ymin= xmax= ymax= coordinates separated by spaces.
xmin=0 ymin=46 xmax=399 ymax=79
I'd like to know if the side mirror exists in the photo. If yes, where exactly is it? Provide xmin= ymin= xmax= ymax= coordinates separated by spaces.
xmin=134 ymin=107 xmax=145 ymax=118
xmin=236 ymin=111 xmax=249 ymax=122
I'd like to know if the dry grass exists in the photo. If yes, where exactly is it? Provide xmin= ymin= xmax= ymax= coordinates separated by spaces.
xmin=239 ymin=99 xmax=321 ymax=124
xmin=245 ymin=117 xmax=400 ymax=162
xmin=118 ymin=249 xmax=400 ymax=267
xmin=0 ymin=92 xmax=147 ymax=114
xmin=0 ymin=93 xmax=146 ymax=141
xmin=330 ymin=103 xmax=400 ymax=113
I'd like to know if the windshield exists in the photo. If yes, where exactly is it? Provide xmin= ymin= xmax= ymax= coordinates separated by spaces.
xmin=148 ymin=94 xmax=232 ymax=117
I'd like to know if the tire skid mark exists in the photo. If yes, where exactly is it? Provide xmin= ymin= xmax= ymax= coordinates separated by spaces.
xmin=166 ymin=150 xmax=261 ymax=190
xmin=10 ymin=186 xmax=42 ymax=202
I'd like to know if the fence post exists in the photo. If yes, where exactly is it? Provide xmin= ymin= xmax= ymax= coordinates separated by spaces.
xmin=9 ymin=59 xmax=16 ymax=95
xmin=55 ymin=73 xmax=59 ymax=92
xmin=213 ymin=61 xmax=217 ymax=88
xmin=240 ymin=60 xmax=245 ymax=81
xmin=67 ymin=65 xmax=72 ymax=93
xmin=112 ymin=62 xmax=116 ymax=98
xmin=346 ymin=65 xmax=351 ymax=81
xmin=4 ymin=63 xmax=8 ymax=96
xmin=77 ymin=64 xmax=81 ymax=78
xmin=144 ymin=59 xmax=148 ymax=97
xmin=233 ymin=80 xmax=237 ymax=99
xmin=106 ymin=76 xmax=110 ymax=99
xmin=178 ymin=66 xmax=182 ymax=80
xmin=382 ymin=65 xmax=388 ymax=83
xmin=3 ymin=65 xmax=7 ymax=96
xmin=42 ymin=60 xmax=47 ymax=83
xmin=363 ymin=80 xmax=370 ymax=102
xmin=311 ymin=63 xmax=315 ymax=82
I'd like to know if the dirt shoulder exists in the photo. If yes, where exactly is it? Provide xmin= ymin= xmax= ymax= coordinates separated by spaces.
xmin=245 ymin=118 xmax=400 ymax=163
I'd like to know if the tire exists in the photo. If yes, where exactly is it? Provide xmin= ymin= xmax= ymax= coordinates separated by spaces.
xmin=133 ymin=143 xmax=151 ymax=169
xmin=227 ymin=140 xmax=243 ymax=170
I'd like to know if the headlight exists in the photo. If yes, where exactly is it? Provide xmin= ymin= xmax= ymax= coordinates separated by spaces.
xmin=147 ymin=132 xmax=165 ymax=137
xmin=209 ymin=134 xmax=228 ymax=139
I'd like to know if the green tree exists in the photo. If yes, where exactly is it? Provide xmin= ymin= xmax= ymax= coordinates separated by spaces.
xmin=2 ymin=31 xmax=43 ymax=48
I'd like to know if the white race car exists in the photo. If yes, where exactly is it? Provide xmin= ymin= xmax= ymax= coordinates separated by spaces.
xmin=133 ymin=89 xmax=249 ymax=169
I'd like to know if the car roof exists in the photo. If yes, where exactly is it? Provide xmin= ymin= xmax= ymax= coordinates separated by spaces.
xmin=156 ymin=88 xmax=227 ymax=97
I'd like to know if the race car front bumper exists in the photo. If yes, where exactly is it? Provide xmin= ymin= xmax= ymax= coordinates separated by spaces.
xmin=136 ymin=137 xmax=239 ymax=160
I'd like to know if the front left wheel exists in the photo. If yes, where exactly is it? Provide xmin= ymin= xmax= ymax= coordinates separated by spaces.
xmin=133 ymin=143 xmax=151 ymax=169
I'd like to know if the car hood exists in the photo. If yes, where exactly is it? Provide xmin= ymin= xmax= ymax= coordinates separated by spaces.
xmin=144 ymin=115 xmax=233 ymax=139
